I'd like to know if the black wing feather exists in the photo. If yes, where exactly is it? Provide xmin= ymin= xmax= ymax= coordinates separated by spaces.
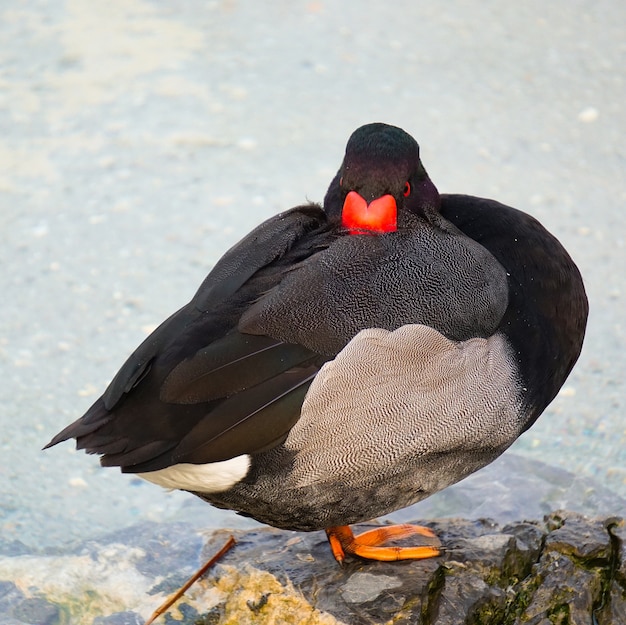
xmin=161 ymin=333 xmax=317 ymax=404
xmin=46 ymin=205 xmax=331 ymax=473
xmin=173 ymin=365 xmax=319 ymax=464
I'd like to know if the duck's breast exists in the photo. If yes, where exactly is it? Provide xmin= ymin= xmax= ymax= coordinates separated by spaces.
xmin=240 ymin=221 xmax=509 ymax=356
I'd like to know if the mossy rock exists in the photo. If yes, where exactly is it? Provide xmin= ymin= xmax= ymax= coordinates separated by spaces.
xmin=0 ymin=512 xmax=624 ymax=625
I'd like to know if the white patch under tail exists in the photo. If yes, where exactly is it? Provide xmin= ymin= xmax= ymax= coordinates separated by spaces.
xmin=137 ymin=454 xmax=250 ymax=493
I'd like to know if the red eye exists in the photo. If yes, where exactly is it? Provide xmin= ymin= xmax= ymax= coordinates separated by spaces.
xmin=403 ymin=182 xmax=411 ymax=197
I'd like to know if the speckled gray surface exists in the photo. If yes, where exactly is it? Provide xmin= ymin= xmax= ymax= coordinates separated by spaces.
xmin=1 ymin=0 xmax=625 ymax=550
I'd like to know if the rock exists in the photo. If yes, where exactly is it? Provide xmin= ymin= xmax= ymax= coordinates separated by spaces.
xmin=611 ymin=517 xmax=626 ymax=585
xmin=0 ymin=581 xmax=26 ymax=625
xmin=543 ymin=511 xmax=614 ymax=559
xmin=0 ymin=511 xmax=624 ymax=624
xmin=92 ymin=613 xmax=145 ymax=625
xmin=10 ymin=598 xmax=60 ymax=625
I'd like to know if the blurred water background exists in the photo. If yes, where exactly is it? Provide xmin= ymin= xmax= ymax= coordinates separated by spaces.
xmin=1 ymin=0 xmax=624 ymax=550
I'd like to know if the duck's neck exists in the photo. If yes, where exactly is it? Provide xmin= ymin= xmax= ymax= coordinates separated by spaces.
xmin=440 ymin=194 xmax=588 ymax=430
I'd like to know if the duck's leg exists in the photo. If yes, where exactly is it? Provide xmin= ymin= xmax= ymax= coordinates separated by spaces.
xmin=325 ymin=524 xmax=441 ymax=564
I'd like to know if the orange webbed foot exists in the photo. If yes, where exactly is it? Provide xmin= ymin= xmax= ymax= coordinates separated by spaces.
xmin=325 ymin=523 xmax=441 ymax=564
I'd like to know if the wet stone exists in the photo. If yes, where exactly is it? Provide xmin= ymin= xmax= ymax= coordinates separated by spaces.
xmin=610 ymin=518 xmax=626 ymax=587
xmin=0 ymin=616 xmax=26 ymax=625
xmin=431 ymin=572 xmax=506 ymax=625
xmin=92 ymin=612 xmax=144 ymax=625
xmin=0 ymin=541 xmax=30 ymax=558
xmin=339 ymin=572 xmax=402 ymax=603
xmin=501 ymin=521 xmax=546 ymax=579
xmin=431 ymin=518 xmax=546 ymax=587
xmin=450 ymin=533 xmax=516 ymax=572
xmin=0 ymin=512 xmax=624 ymax=624
xmin=208 ymin=527 xmax=440 ymax=625
xmin=602 ymin=585 xmax=626 ymax=624
xmin=543 ymin=510 xmax=613 ymax=561
xmin=0 ymin=581 xmax=25 ymax=615
xmin=514 ymin=552 xmax=604 ymax=625
xmin=12 ymin=597 xmax=61 ymax=625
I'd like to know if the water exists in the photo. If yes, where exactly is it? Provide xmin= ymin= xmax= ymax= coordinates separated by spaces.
xmin=1 ymin=0 xmax=624 ymax=551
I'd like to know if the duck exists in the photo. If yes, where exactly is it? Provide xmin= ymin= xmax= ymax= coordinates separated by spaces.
xmin=46 ymin=122 xmax=588 ymax=563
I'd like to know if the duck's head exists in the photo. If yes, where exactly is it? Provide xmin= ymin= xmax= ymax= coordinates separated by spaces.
xmin=324 ymin=123 xmax=440 ymax=234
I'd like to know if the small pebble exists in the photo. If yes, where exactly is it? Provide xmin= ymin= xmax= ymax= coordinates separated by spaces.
xmin=77 ymin=383 xmax=98 ymax=397
xmin=577 ymin=107 xmax=599 ymax=123
xmin=213 ymin=196 xmax=234 ymax=206
xmin=32 ymin=222 xmax=48 ymax=237
xmin=237 ymin=137 xmax=257 ymax=150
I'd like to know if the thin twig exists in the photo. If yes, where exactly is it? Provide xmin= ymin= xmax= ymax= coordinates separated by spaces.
xmin=143 ymin=534 xmax=236 ymax=625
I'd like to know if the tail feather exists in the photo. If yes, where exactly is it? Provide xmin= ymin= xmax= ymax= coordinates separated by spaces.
xmin=43 ymin=398 xmax=112 ymax=449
